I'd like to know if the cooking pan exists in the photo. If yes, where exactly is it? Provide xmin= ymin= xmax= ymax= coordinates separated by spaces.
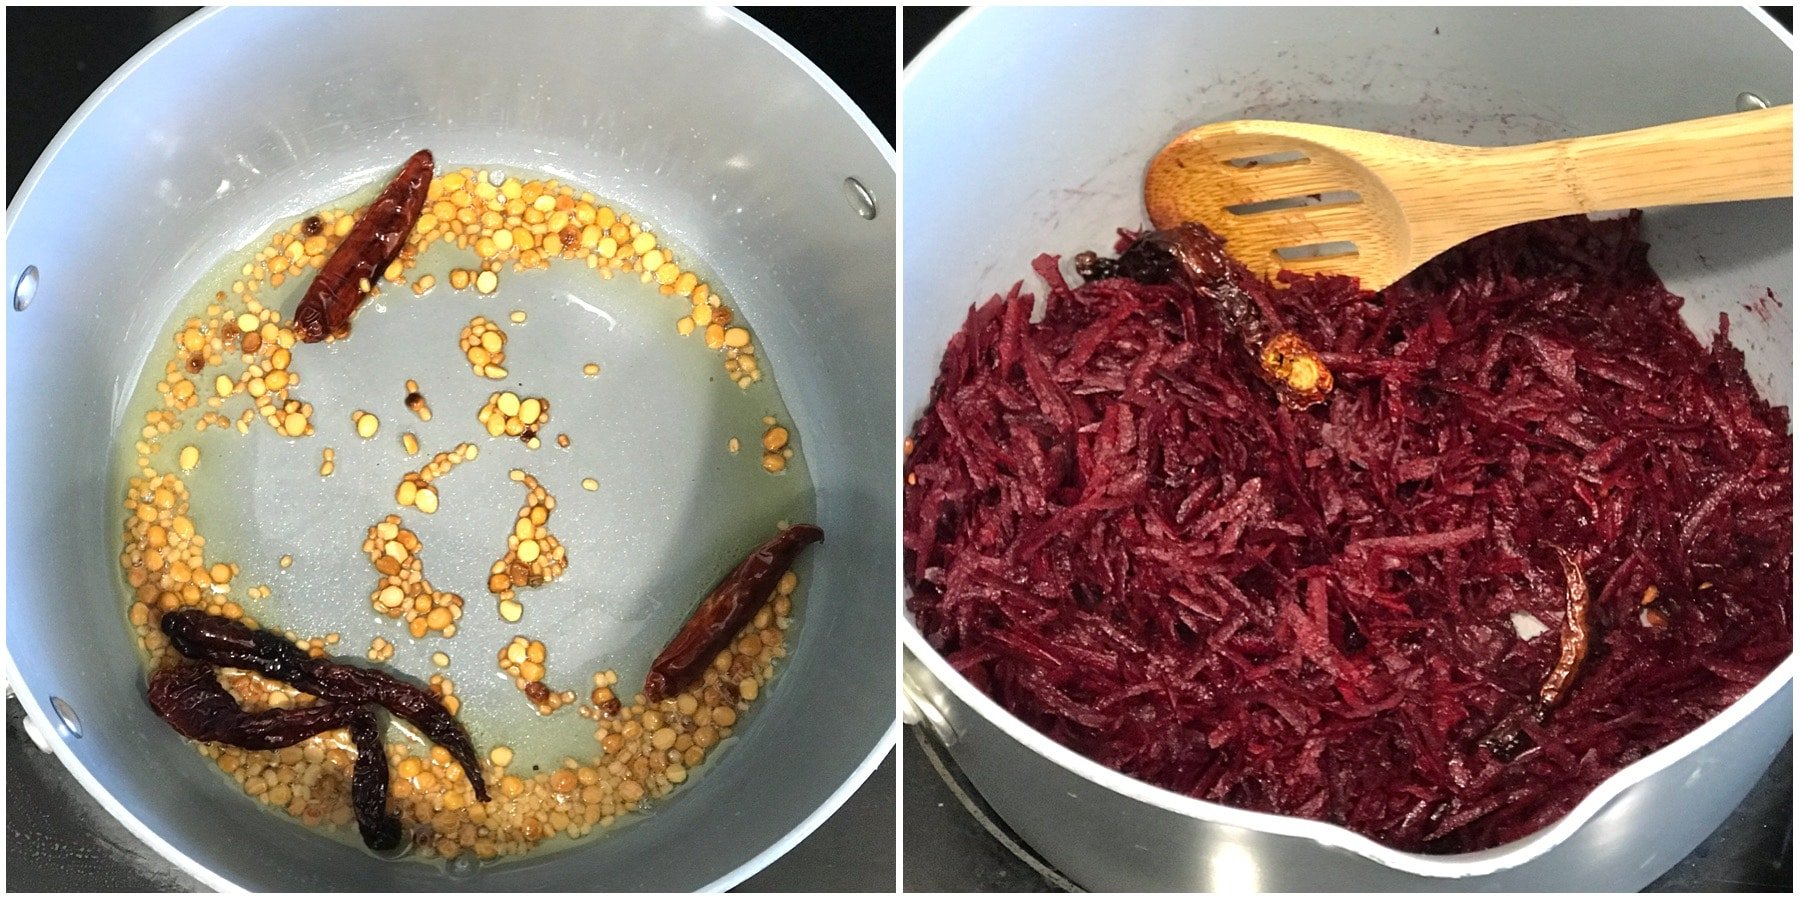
xmin=6 ymin=6 xmax=895 ymax=891
xmin=902 ymin=6 xmax=1791 ymax=891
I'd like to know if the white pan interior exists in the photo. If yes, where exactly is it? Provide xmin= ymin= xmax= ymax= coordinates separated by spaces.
xmin=8 ymin=6 xmax=894 ymax=891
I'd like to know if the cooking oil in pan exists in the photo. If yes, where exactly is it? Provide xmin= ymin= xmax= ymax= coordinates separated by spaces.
xmin=111 ymin=164 xmax=817 ymax=862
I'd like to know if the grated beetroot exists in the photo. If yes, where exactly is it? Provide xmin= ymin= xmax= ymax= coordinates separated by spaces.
xmin=903 ymin=214 xmax=1791 ymax=853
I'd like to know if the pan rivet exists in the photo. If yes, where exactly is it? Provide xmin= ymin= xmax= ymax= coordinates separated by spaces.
xmin=13 ymin=265 xmax=39 ymax=311
xmin=489 ymin=169 xmax=506 ymax=187
xmin=842 ymin=177 xmax=878 ymax=220
xmin=1736 ymin=92 xmax=1769 ymax=112
xmin=50 ymin=696 xmax=81 ymax=738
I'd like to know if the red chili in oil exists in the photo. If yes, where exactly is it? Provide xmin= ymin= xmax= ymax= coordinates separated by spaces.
xmin=644 ymin=524 xmax=823 ymax=702
xmin=292 ymin=149 xmax=434 ymax=342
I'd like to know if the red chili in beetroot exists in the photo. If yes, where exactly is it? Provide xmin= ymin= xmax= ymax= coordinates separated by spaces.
xmin=1123 ymin=223 xmax=1334 ymax=409
xmin=644 ymin=524 xmax=824 ymax=702
xmin=903 ymin=214 xmax=1791 ymax=853
xmin=293 ymin=149 xmax=434 ymax=343
xmin=1536 ymin=546 xmax=1592 ymax=713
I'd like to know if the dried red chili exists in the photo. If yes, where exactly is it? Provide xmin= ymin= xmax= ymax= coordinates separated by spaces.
xmin=1480 ymin=547 xmax=1597 ymax=760
xmin=1536 ymin=546 xmax=1592 ymax=713
xmin=147 ymin=662 xmax=358 ymax=749
xmin=146 ymin=662 xmax=403 ymax=851
xmin=293 ymin=149 xmax=434 ymax=342
xmin=298 ymin=663 xmax=489 ymax=802
xmin=644 ymin=524 xmax=824 ymax=702
xmin=349 ymin=708 xmax=404 ymax=851
xmin=160 ymin=610 xmax=310 ymax=681
xmin=1116 ymin=223 xmax=1333 ymax=409
xmin=159 ymin=610 xmax=488 ymax=801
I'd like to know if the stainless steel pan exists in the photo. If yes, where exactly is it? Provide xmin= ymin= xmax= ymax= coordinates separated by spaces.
xmin=7 ymin=6 xmax=895 ymax=891
xmin=902 ymin=6 xmax=1792 ymax=891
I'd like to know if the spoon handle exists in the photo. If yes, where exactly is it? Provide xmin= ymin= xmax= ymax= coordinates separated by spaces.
xmin=1494 ymin=105 xmax=1792 ymax=215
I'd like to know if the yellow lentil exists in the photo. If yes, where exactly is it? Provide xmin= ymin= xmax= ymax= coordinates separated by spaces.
xmin=360 ymin=515 xmax=462 ymax=638
xmin=116 ymin=166 xmax=793 ymax=864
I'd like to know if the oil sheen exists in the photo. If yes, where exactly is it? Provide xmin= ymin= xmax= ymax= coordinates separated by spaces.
xmin=112 ymin=166 xmax=816 ymax=859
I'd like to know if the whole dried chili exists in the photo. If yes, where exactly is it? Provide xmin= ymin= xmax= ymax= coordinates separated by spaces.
xmin=644 ymin=524 xmax=824 ymax=702
xmin=147 ymin=663 xmax=403 ymax=851
xmin=292 ymin=149 xmax=434 ymax=343
xmin=1536 ymin=545 xmax=1593 ymax=715
xmin=298 ymin=663 xmax=489 ymax=802
xmin=148 ymin=662 xmax=358 ymax=749
xmin=349 ymin=708 xmax=404 ymax=851
xmin=1098 ymin=223 xmax=1334 ymax=409
xmin=161 ymin=609 xmax=312 ymax=682
xmin=160 ymin=610 xmax=488 ymax=801
xmin=1478 ymin=546 xmax=1596 ymax=761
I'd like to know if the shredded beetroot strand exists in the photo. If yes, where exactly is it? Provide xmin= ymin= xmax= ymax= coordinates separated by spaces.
xmin=904 ymin=214 xmax=1791 ymax=853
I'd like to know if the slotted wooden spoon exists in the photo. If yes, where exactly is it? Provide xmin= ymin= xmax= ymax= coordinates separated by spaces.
xmin=1145 ymin=105 xmax=1794 ymax=290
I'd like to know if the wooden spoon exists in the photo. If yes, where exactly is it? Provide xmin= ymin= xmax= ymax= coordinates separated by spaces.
xmin=1144 ymin=106 xmax=1793 ymax=290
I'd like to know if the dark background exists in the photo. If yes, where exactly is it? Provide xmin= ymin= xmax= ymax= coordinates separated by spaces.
xmin=4 ymin=5 xmax=895 ymax=893
xmin=900 ymin=5 xmax=1794 ymax=894
xmin=902 ymin=4 xmax=961 ymax=66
